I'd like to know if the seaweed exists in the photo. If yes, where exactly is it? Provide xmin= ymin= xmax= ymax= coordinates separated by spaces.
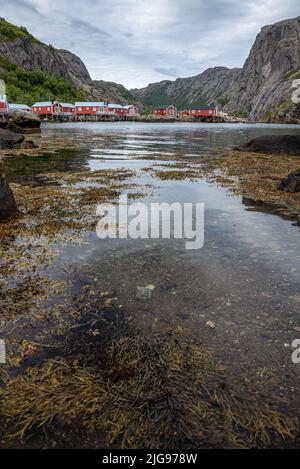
xmin=0 ymin=331 xmax=297 ymax=449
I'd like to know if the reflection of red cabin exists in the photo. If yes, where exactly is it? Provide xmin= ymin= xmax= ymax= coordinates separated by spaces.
xmin=75 ymin=102 xmax=106 ymax=115
xmin=154 ymin=105 xmax=177 ymax=117
xmin=32 ymin=101 xmax=75 ymax=117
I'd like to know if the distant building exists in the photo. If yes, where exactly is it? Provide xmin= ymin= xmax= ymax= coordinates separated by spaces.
xmin=180 ymin=109 xmax=190 ymax=119
xmin=154 ymin=105 xmax=177 ymax=117
xmin=123 ymin=105 xmax=139 ymax=115
xmin=9 ymin=103 xmax=31 ymax=112
xmin=75 ymin=102 xmax=106 ymax=116
xmin=59 ymin=103 xmax=76 ymax=116
xmin=106 ymin=103 xmax=127 ymax=115
xmin=32 ymin=101 xmax=75 ymax=117
xmin=189 ymin=105 xmax=219 ymax=118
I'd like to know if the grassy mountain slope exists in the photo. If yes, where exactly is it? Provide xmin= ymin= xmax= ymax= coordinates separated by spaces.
xmin=0 ymin=18 xmax=134 ymax=105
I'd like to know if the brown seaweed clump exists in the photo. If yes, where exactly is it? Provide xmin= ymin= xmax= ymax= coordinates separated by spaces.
xmin=0 ymin=331 xmax=297 ymax=449
xmin=201 ymin=150 xmax=300 ymax=222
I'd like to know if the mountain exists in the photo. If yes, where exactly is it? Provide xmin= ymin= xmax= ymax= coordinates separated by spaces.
xmin=131 ymin=67 xmax=241 ymax=109
xmin=0 ymin=18 xmax=135 ymax=105
xmin=227 ymin=16 xmax=300 ymax=121
xmin=132 ymin=16 xmax=300 ymax=121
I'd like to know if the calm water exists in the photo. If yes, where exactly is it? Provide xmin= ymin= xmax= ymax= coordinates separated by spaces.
xmin=4 ymin=122 xmax=300 ymax=397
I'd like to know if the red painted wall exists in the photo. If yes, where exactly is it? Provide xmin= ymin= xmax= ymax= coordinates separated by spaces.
xmin=32 ymin=105 xmax=53 ymax=115
xmin=0 ymin=100 xmax=8 ymax=111
xmin=190 ymin=109 xmax=217 ymax=117
xmin=75 ymin=105 xmax=100 ymax=115
xmin=155 ymin=109 xmax=167 ymax=116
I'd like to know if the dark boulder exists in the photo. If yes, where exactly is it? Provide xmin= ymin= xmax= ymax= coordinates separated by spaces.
xmin=0 ymin=128 xmax=24 ymax=147
xmin=0 ymin=121 xmax=23 ymax=133
xmin=19 ymin=140 xmax=38 ymax=149
xmin=0 ymin=161 xmax=18 ymax=220
xmin=236 ymin=135 xmax=300 ymax=155
xmin=11 ymin=109 xmax=41 ymax=129
xmin=278 ymin=169 xmax=300 ymax=193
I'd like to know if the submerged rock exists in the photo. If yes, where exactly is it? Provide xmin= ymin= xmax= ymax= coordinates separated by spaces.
xmin=0 ymin=128 xmax=37 ymax=150
xmin=11 ymin=109 xmax=41 ymax=129
xmin=136 ymin=285 xmax=156 ymax=301
xmin=0 ymin=161 xmax=18 ymax=220
xmin=236 ymin=135 xmax=300 ymax=155
xmin=0 ymin=128 xmax=24 ymax=149
xmin=19 ymin=140 xmax=38 ymax=149
xmin=278 ymin=168 xmax=300 ymax=193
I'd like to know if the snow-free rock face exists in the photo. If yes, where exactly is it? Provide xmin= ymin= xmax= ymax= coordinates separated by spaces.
xmin=0 ymin=36 xmax=92 ymax=87
xmin=132 ymin=16 xmax=300 ymax=121
xmin=131 ymin=67 xmax=241 ymax=109
xmin=228 ymin=16 xmax=300 ymax=120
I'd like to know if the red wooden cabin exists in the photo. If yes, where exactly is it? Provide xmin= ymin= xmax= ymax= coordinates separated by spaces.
xmin=107 ymin=104 xmax=127 ymax=115
xmin=189 ymin=105 xmax=218 ymax=117
xmin=75 ymin=102 xmax=106 ymax=115
xmin=123 ymin=105 xmax=139 ymax=115
xmin=32 ymin=101 xmax=75 ymax=117
xmin=154 ymin=105 xmax=177 ymax=117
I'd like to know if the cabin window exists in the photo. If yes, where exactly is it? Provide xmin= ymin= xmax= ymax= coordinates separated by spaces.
xmin=47 ymin=107 xmax=50 ymax=111
xmin=93 ymin=107 xmax=96 ymax=111
xmin=78 ymin=107 xmax=82 ymax=111
xmin=86 ymin=107 xmax=90 ymax=110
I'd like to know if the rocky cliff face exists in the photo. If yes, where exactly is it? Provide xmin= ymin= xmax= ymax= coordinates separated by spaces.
xmin=228 ymin=16 xmax=300 ymax=120
xmin=132 ymin=67 xmax=241 ymax=109
xmin=0 ymin=36 xmax=91 ymax=87
xmin=0 ymin=18 xmax=134 ymax=104
xmin=132 ymin=16 xmax=300 ymax=121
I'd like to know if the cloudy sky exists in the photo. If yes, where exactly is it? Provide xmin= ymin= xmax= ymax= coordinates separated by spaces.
xmin=0 ymin=0 xmax=299 ymax=88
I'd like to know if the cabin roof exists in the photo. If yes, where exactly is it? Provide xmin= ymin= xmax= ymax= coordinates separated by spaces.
xmin=9 ymin=103 xmax=31 ymax=110
xmin=107 ymin=103 xmax=123 ymax=109
xmin=189 ymin=105 xmax=216 ymax=110
xmin=75 ymin=102 xmax=106 ymax=107
xmin=155 ymin=105 xmax=176 ymax=109
xmin=32 ymin=102 xmax=53 ymax=107
xmin=60 ymin=103 xmax=75 ymax=108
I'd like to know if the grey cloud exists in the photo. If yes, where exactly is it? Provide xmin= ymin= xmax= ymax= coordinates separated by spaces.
xmin=1 ymin=0 xmax=300 ymax=88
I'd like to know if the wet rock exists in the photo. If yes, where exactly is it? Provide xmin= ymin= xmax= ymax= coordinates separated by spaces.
xmin=0 ymin=128 xmax=24 ymax=149
xmin=0 ymin=164 xmax=18 ymax=220
xmin=11 ymin=109 xmax=41 ymax=129
xmin=278 ymin=169 xmax=300 ymax=193
xmin=19 ymin=140 xmax=38 ymax=149
xmin=236 ymin=135 xmax=300 ymax=155
xmin=136 ymin=285 xmax=155 ymax=301
xmin=0 ymin=122 xmax=23 ymax=133
xmin=206 ymin=321 xmax=216 ymax=329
